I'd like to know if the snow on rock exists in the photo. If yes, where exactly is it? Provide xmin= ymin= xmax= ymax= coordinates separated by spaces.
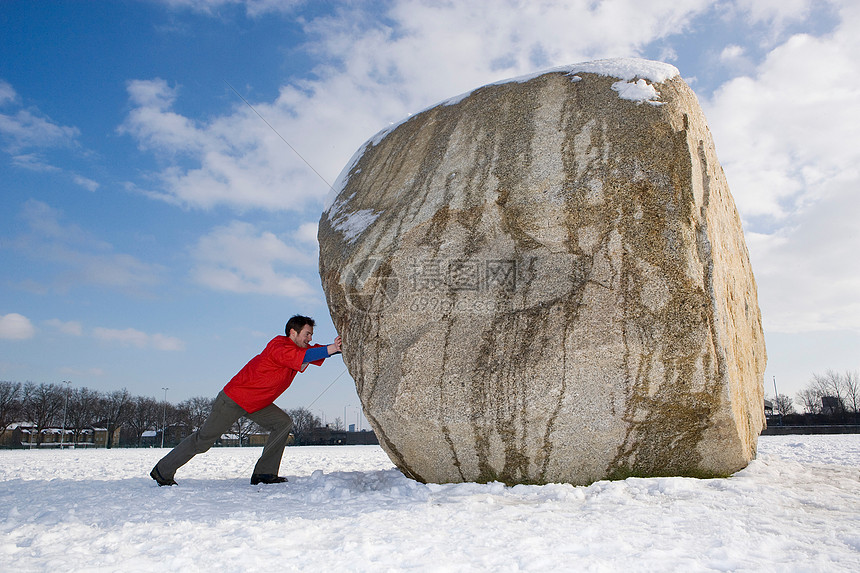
xmin=612 ymin=78 xmax=664 ymax=105
xmin=1 ymin=436 xmax=859 ymax=571
xmin=329 ymin=207 xmax=380 ymax=244
xmin=562 ymin=57 xmax=679 ymax=83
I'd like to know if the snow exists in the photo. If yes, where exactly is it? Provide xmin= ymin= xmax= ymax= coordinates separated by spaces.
xmin=2 ymin=435 xmax=858 ymax=571
xmin=507 ymin=57 xmax=679 ymax=87
xmin=612 ymin=78 xmax=665 ymax=106
xmin=328 ymin=207 xmax=380 ymax=244
xmin=565 ymin=57 xmax=679 ymax=83
xmin=439 ymin=57 xmax=678 ymax=107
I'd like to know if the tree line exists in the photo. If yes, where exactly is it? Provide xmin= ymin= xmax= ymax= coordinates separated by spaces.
xmin=769 ymin=369 xmax=860 ymax=424
xmin=0 ymin=381 xmax=329 ymax=447
xmin=5 ymin=369 xmax=854 ymax=445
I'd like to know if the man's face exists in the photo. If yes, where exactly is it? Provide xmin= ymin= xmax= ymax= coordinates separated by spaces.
xmin=291 ymin=324 xmax=314 ymax=348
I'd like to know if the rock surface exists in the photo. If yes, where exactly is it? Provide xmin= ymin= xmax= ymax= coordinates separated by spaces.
xmin=318 ymin=58 xmax=767 ymax=485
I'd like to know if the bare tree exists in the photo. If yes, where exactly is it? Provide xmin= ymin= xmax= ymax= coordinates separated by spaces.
xmin=796 ymin=387 xmax=822 ymax=415
xmin=811 ymin=370 xmax=847 ymax=415
xmin=798 ymin=369 xmax=860 ymax=419
xmin=774 ymin=394 xmax=795 ymax=416
xmin=287 ymin=407 xmax=321 ymax=446
xmin=95 ymin=389 xmax=132 ymax=448
xmin=67 ymin=387 xmax=101 ymax=444
xmin=126 ymin=396 xmax=161 ymax=446
xmin=232 ymin=416 xmax=258 ymax=446
xmin=157 ymin=400 xmax=181 ymax=438
xmin=0 ymin=381 xmax=22 ymax=433
xmin=844 ymin=370 xmax=859 ymax=414
xmin=22 ymin=382 xmax=65 ymax=444
xmin=178 ymin=396 xmax=214 ymax=431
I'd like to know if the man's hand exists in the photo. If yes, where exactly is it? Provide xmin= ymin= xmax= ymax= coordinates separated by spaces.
xmin=328 ymin=335 xmax=343 ymax=355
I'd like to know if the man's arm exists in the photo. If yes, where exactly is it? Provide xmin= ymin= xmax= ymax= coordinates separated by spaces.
xmin=302 ymin=336 xmax=343 ymax=363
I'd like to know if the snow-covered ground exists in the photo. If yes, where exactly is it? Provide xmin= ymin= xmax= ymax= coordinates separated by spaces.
xmin=2 ymin=435 xmax=858 ymax=572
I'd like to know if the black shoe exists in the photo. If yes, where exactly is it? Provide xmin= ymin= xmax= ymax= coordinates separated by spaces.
xmin=150 ymin=465 xmax=177 ymax=486
xmin=250 ymin=473 xmax=288 ymax=485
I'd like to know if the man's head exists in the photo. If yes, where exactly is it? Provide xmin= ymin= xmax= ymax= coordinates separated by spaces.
xmin=286 ymin=315 xmax=315 ymax=348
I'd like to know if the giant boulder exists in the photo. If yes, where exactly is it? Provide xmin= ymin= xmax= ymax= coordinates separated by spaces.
xmin=318 ymin=58 xmax=766 ymax=485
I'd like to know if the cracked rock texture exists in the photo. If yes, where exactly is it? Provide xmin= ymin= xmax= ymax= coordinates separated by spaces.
xmin=319 ymin=60 xmax=766 ymax=485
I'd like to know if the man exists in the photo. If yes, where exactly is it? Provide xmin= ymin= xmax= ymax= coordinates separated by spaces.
xmin=150 ymin=315 xmax=342 ymax=486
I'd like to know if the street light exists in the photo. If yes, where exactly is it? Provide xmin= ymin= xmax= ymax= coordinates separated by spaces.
xmin=773 ymin=376 xmax=783 ymax=426
xmin=60 ymin=380 xmax=71 ymax=449
xmin=161 ymin=387 xmax=169 ymax=448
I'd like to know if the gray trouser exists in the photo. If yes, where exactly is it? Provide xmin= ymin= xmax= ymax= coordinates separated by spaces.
xmin=154 ymin=391 xmax=293 ymax=479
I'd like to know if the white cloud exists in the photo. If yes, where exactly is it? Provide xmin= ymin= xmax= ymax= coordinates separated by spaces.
xmin=717 ymin=43 xmax=756 ymax=76
xmin=0 ymin=109 xmax=79 ymax=152
xmin=10 ymin=153 xmax=62 ymax=172
xmin=44 ymin=319 xmax=84 ymax=336
xmin=733 ymin=0 xmax=816 ymax=27
xmin=0 ymin=80 xmax=100 ymax=191
xmin=73 ymin=175 xmax=100 ymax=192
xmin=0 ymin=83 xmax=80 ymax=153
xmin=121 ymin=1 xmax=715 ymax=214
xmin=6 ymin=200 xmax=165 ymax=293
xmin=706 ymin=9 xmax=859 ymax=221
xmin=155 ymin=0 xmax=303 ymax=17
xmin=0 ymin=313 xmax=36 ymax=340
xmin=297 ymin=222 xmax=318 ymax=244
xmin=191 ymin=221 xmax=316 ymax=297
xmin=0 ymin=80 xmax=15 ymax=105
xmin=704 ymin=1 xmax=860 ymax=333
xmin=150 ymin=333 xmax=186 ymax=351
xmin=119 ymin=78 xmax=339 ymax=211
xmin=121 ymin=79 xmax=207 ymax=154
xmin=747 ymin=174 xmax=860 ymax=333
xmin=720 ymin=44 xmax=745 ymax=61
xmin=20 ymin=199 xmax=97 ymax=244
xmin=93 ymin=327 xmax=185 ymax=351
xmin=300 ymin=0 xmax=713 ymax=115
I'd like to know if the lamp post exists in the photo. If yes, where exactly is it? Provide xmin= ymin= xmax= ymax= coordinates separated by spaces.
xmin=773 ymin=376 xmax=783 ymax=426
xmin=60 ymin=380 xmax=71 ymax=449
xmin=161 ymin=387 xmax=169 ymax=447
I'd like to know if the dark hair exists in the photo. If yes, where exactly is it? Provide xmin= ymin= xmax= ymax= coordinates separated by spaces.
xmin=285 ymin=315 xmax=315 ymax=336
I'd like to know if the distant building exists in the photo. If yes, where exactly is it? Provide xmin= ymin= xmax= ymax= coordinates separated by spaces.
xmin=304 ymin=426 xmax=379 ymax=446
xmin=140 ymin=430 xmax=158 ymax=447
xmin=164 ymin=424 xmax=192 ymax=446
xmin=1 ymin=423 xmax=120 ymax=448
xmin=215 ymin=432 xmax=270 ymax=447
xmin=139 ymin=424 xmax=193 ymax=447
xmin=822 ymin=396 xmax=843 ymax=416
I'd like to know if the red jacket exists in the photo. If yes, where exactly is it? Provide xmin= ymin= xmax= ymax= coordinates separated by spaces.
xmin=223 ymin=336 xmax=325 ymax=413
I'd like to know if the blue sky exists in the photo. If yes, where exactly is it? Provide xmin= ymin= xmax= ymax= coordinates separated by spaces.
xmin=1 ymin=0 xmax=858 ymax=422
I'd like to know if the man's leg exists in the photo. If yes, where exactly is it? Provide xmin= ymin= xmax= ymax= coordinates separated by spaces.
xmin=248 ymin=404 xmax=293 ymax=477
xmin=153 ymin=391 xmax=245 ymax=481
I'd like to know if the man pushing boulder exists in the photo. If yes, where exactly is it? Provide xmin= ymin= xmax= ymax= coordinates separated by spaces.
xmin=150 ymin=315 xmax=342 ymax=486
